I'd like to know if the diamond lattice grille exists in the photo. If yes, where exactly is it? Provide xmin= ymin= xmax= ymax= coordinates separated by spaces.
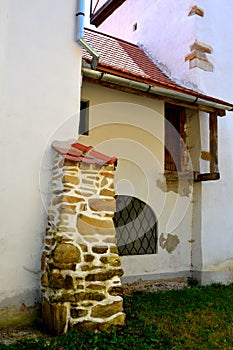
xmin=113 ymin=195 xmax=157 ymax=256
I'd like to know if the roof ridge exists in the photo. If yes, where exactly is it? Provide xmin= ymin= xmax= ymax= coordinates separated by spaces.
xmin=84 ymin=27 xmax=140 ymax=49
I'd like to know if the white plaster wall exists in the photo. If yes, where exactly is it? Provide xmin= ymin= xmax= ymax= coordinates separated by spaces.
xmin=193 ymin=1 xmax=233 ymax=281
xmin=0 ymin=0 xmax=81 ymax=310
xmin=80 ymin=82 xmax=193 ymax=281
xmin=97 ymin=0 xmax=199 ymax=88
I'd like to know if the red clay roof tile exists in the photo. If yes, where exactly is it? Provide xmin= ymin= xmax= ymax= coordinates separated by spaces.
xmin=83 ymin=28 xmax=173 ymax=86
xmin=82 ymin=28 xmax=233 ymax=109
xmin=52 ymin=141 xmax=117 ymax=166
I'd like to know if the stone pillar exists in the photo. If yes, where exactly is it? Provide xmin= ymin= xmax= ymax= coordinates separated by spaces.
xmin=41 ymin=142 xmax=125 ymax=335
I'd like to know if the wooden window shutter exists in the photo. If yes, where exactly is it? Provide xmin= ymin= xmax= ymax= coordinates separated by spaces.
xmin=165 ymin=105 xmax=185 ymax=172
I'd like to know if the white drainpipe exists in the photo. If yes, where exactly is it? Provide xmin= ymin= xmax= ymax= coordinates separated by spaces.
xmin=76 ymin=0 xmax=99 ymax=69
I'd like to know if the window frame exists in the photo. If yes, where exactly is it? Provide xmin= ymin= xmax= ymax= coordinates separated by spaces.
xmin=164 ymin=104 xmax=186 ymax=173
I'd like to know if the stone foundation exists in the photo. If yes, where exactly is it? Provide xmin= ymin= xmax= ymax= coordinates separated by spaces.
xmin=41 ymin=142 xmax=125 ymax=335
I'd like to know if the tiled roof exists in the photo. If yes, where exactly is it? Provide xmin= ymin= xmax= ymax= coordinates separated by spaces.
xmin=82 ymin=28 xmax=233 ymax=109
xmin=83 ymin=28 xmax=173 ymax=86
xmin=52 ymin=141 xmax=117 ymax=166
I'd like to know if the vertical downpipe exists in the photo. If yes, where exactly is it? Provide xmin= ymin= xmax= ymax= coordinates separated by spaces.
xmin=76 ymin=0 xmax=99 ymax=70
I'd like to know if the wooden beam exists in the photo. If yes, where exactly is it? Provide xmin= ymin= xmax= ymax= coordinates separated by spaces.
xmin=194 ymin=172 xmax=220 ymax=182
xmin=90 ymin=0 xmax=126 ymax=27
xmin=209 ymin=112 xmax=219 ymax=173
xmin=83 ymin=76 xmax=226 ymax=115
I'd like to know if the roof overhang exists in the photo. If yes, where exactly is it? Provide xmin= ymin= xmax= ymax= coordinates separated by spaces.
xmin=82 ymin=65 xmax=233 ymax=115
xmin=90 ymin=0 xmax=127 ymax=27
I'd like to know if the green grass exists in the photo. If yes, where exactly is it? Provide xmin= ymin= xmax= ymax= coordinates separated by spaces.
xmin=0 ymin=283 xmax=233 ymax=349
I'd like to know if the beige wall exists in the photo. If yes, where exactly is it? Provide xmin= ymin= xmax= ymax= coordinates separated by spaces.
xmin=80 ymin=81 xmax=196 ymax=282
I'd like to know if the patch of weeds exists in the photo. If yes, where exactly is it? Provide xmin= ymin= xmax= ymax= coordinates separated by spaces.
xmin=187 ymin=276 xmax=199 ymax=287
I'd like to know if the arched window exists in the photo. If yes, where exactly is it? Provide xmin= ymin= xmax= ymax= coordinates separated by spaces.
xmin=113 ymin=195 xmax=157 ymax=256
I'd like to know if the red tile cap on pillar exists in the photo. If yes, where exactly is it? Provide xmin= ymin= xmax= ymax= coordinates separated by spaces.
xmin=52 ymin=141 xmax=117 ymax=166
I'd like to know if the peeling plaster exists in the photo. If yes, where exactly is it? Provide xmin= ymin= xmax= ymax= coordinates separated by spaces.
xmin=159 ymin=233 xmax=180 ymax=253
xmin=0 ymin=289 xmax=41 ymax=327
xmin=156 ymin=176 xmax=193 ymax=197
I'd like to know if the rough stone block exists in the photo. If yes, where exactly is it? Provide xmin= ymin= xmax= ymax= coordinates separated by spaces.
xmin=103 ymin=237 xmax=116 ymax=244
xmin=185 ymin=50 xmax=208 ymax=62
xmin=86 ymin=283 xmax=105 ymax=291
xmin=100 ymin=178 xmax=108 ymax=187
xmin=79 ymin=244 xmax=88 ymax=252
xmin=107 ymin=286 xmax=123 ymax=296
xmin=91 ymin=300 xmax=123 ymax=318
xmin=62 ymin=175 xmax=79 ymax=185
xmin=74 ymin=292 xmax=105 ymax=302
xmin=57 ymin=226 xmax=76 ymax=233
xmin=48 ymin=261 xmax=77 ymax=270
xmin=100 ymin=189 xmax=115 ymax=197
xmin=41 ymin=272 xmax=49 ymax=287
xmin=61 ymin=195 xmax=84 ymax=204
xmin=75 ymin=190 xmax=94 ymax=197
xmin=88 ymin=198 xmax=116 ymax=212
xmin=63 ymin=166 xmax=79 ymax=172
xmin=41 ymin=252 xmax=47 ymax=270
xmin=63 ymin=159 xmax=78 ymax=166
xmin=82 ymin=178 xmax=95 ymax=186
xmin=49 ymin=272 xmax=74 ymax=289
xmin=100 ymin=171 xmax=114 ymax=178
xmin=190 ymin=40 xmax=213 ymax=54
xmin=110 ymin=246 xmax=119 ymax=254
xmin=58 ymin=204 xmax=76 ymax=214
xmin=189 ymin=57 xmax=214 ymax=71
xmin=45 ymin=238 xmax=56 ymax=246
xmin=84 ymin=254 xmax=95 ymax=263
xmin=70 ymin=308 xmax=88 ymax=318
xmin=52 ymin=243 xmax=81 ymax=264
xmin=85 ymin=269 xmax=124 ymax=282
xmin=77 ymin=214 xmax=116 ymax=236
xmin=188 ymin=5 xmax=204 ymax=17
xmin=42 ymin=298 xmax=68 ymax=335
xmin=92 ymin=246 xmax=108 ymax=254
xmin=100 ymin=256 xmax=121 ymax=267
xmin=54 ymin=195 xmax=84 ymax=205
xmin=50 ymin=292 xmax=76 ymax=303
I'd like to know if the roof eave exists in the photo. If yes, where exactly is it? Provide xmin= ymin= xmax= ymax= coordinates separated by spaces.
xmin=82 ymin=65 xmax=233 ymax=113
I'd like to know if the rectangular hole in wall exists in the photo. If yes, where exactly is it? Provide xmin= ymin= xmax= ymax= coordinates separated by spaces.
xmin=79 ymin=100 xmax=89 ymax=136
xmin=133 ymin=22 xmax=137 ymax=31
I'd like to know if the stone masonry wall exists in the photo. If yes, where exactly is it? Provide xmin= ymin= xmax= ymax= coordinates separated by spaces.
xmin=41 ymin=151 xmax=125 ymax=335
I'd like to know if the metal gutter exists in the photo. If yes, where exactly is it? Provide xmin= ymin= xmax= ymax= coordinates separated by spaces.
xmin=82 ymin=67 xmax=233 ymax=111
xmin=76 ymin=0 xmax=100 ymax=70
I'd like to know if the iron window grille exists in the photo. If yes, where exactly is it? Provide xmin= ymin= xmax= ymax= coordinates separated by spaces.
xmin=113 ymin=195 xmax=157 ymax=256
